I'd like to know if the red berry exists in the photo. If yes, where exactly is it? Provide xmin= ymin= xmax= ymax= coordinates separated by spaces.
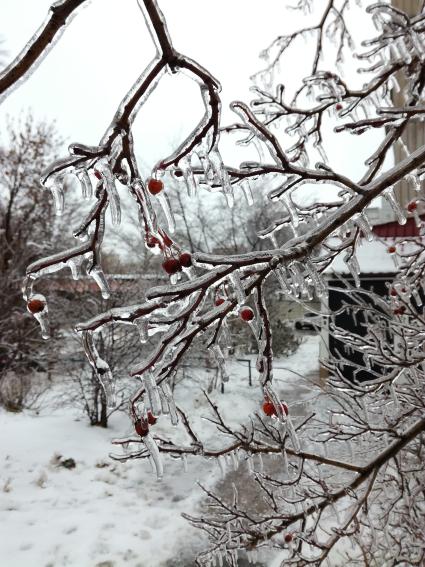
xmin=215 ymin=297 xmax=225 ymax=307
xmin=390 ymin=288 xmax=398 ymax=297
xmin=27 ymin=298 xmax=45 ymax=314
xmin=284 ymin=533 xmax=293 ymax=544
xmin=401 ymin=287 xmax=406 ymax=293
xmin=134 ymin=419 xmax=149 ymax=437
xmin=179 ymin=252 xmax=192 ymax=268
xmin=147 ymin=411 xmax=157 ymax=425
xmin=162 ymin=258 xmax=182 ymax=275
xmin=399 ymin=305 xmax=406 ymax=314
xmin=335 ymin=103 xmax=343 ymax=111
xmin=147 ymin=178 xmax=164 ymax=195
xmin=388 ymin=246 xmax=396 ymax=254
xmin=407 ymin=201 xmax=417 ymax=212
xmin=262 ymin=401 xmax=275 ymax=416
xmin=240 ymin=307 xmax=254 ymax=322
xmin=94 ymin=170 xmax=102 ymax=180
xmin=262 ymin=400 xmax=288 ymax=417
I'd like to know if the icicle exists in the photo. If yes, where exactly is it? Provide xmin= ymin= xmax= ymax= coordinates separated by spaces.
xmin=257 ymin=453 xmax=264 ymax=473
xmin=283 ymin=193 xmax=299 ymax=227
xmin=410 ymin=31 xmax=425 ymax=61
xmin=144 ymin=373 xmax=162 ymax=416
xmin=50 ymin=180 xmax=65 ymax=215
xmin=240 ymin=179 xmax=254 ymax=206
xmin=274 ymin=266 xmax=290 ymax=294
xmin=156 ymin=192 xmax=175 ymax=233
xmin=231 ymin=450 xmax=239 ymax=471
xmin=281 ymin=449 xmax=289 ymax=476
xmin=305 ymin=259 xmax=326 ymax=297
xmin=96 ymin=159 xmax=121 ymax=226
xmin=160 ymin=382 xmax=179 ymax=425
xmin=344 ymin=252 xmax=361 ymax=288
xmin=77 ymin=169 xmax=93 ymax=200
xmin=396 ymin=37 xmax=412 ymax=64
xmin=217 ymin=455 xmax=226 ymax=478
xmin=181 ymin=453 xmax=188 ymax=472
xmin=412 ymin=288 xmax=422 ymax=307
xmin=134 ymin=317 xmax=149 ymax=343
xmin=143 ymin=433 xmax=163 ymax=480
xmin=383 ymin=187 xmax=406 ymax=225
xmin=89 ymin=266 xmax=111 ymax=299
xmin=67 ymin=258 xmax=82 ymax=280
xmin=389 ymin=383 xmax=400 ymax=412
xmin=179 ymin=156 xmax=198 ymax=198
xmin=209 ymin=149 xmax=234 ymax=207
xmin=355 ymin=213 xmax=374 ymax=241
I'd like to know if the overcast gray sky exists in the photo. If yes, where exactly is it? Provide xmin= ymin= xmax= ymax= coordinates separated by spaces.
xmin=0 ymin=0 xmax=390 ymax=184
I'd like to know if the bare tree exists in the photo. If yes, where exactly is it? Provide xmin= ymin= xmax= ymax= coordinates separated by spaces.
xmin=2 ymin=0 xmax=425 ymax=564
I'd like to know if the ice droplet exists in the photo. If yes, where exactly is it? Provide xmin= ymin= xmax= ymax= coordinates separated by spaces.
xmin=89 ymin=266 xmax=111 ymax=299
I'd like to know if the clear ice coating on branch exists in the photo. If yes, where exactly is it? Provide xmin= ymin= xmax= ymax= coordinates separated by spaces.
xmin=82 ymin=331 xmax=116 ymax=408
xmin=88 ymin=265 xmax=111 ymax=299
xmin=96 ymin=159 xmax=121 ymax=226
xmin=383 ymin=187 xmax=406 ymax=225
xmin=156 ymin=192 xmax=175 ymax=233
xmin=229 ymin=271 xmax=246 ymax=305
xmin=144 ymin=373 xmax=162 ymax=416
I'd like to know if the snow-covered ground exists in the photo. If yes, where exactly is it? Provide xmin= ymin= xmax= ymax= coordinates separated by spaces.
xmin=0 ymin=336 xmax=320 ymax=567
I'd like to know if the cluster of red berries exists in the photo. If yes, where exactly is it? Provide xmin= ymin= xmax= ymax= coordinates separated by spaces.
xmin=162 ymin=252 xmax=192 ymax=275
xmin=134 ymin=410 xmax=157 ymax=437
xmin=394 ymin=305 xmax=406 ymax=316
xmin=262 ymin=398 xmax=289 ymax=417
xmin=27 ymin=298 xmax=46 ymax=314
